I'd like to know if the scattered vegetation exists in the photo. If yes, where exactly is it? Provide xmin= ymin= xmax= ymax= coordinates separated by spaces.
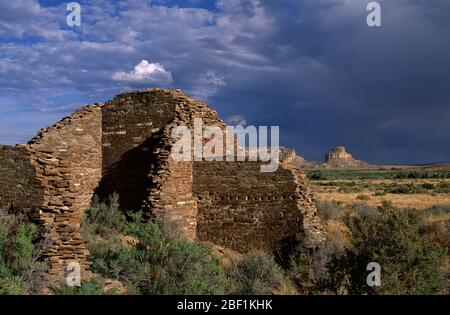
xmin=327 ymin=202 xmax=448 ymax=294
xmin=356 ymin=194 xmax=370 ymax=201
xmin=2 ymin=193 xmax=448 ymax=295
xmin=307 ymin=169 xmax=450 ymax=181
xmin=83 ymin=197 xmax=228 ymax=295
xmin=51 ymin=276 xmax=109 ymax=295
xmin=313 ymin=179 xmax=450 ymax=196
xmin=0 ymin=208 xmax=49 ymax=295
xmin=227 ymin=251 xmax=295 ymax=295
xmin=295 ymin=201 xmax=449 ymax=295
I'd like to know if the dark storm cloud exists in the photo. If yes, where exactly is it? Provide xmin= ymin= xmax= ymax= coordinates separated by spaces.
xmin=0 ymin=0 xmax=449 ymax=164
xmin=211 ymin=0 xmax=450 ymax=164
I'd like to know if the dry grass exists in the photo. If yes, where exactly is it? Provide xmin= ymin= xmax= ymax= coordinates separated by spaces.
xmin=314 ymin=176 xmax=450 ymax=209
xmin=318 ymin=190 xmax=450 ymax=209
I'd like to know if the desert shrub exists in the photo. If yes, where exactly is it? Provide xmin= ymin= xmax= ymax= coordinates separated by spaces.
xmin=0 ymin=277 xmax=27 ymax=295
xmin=421 ymin=205 xmax=450 ymax=250
xmin=52 ymin=276 xmax=109 ymax=295
xmin=228 ymin=251 xmax=294 ymax=295
xmin=315 ymin=200 xmax=343 ymax=222
xmin=86 ymin=211 xmax=227 ymax=295
xmin=286 ymin=202 xmax=447 ymax=295
xmin=385 ymin=183 xmax=425 ymax=194
xmin=339 ymin=186 xmax=364 ymax=193
xmin=421 ymin=220 xmax=449 ymax=251
xmin=308 ymin=171 xmax=327 ymax=181
xmin=287 ymin=232 xmax=346 ymax=295
xmin=436 ymin=182 xmax=450 ymax=193
xmin=317 ymin=181 xmax=338 ymax=187
xmin=421 ymin=183 xmax=435 ymax=190
xmin=374 ymin=190 xmax=387 ymax=196
xmin=83 ymin=193 xmax=127 ymax=239
xmin=356 ymin=194 xmax=370 ymax=201
xmin=347 ymin=204 xmax=379 ymax=220
xmin=325 ymin=202 xmax=448 ymax=294
xmin=0 ymin=209 xmax=49 ymax=295
xmin=423 ymin=204 xmax=450 ymax=217
xmin=407 ymin=172 xmax=422 ymax=179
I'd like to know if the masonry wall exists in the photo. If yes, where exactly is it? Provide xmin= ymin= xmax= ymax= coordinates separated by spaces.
xmin=0 ymin=88 xmax=324 ymax=279
xmin=193 ymin=160 xmax=324 ymax=252
xmin=0 ymin=145 xmax=43 ymax=214
xmin=27 ymin=105 xmax=102 ymax=276
xmin=150 ymin=90 xmax=230 ymax=239
xmin=97 ymin=89 xmax=230 ymax=239
xmin=157 ymin=158 xmax=197 ymax=239
xmin=98 ymin=90 xmax=179 ymax=213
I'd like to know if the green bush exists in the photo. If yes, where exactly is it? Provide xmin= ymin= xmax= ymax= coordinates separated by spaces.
xmin=0 ymin=276 xmax=27 ymax=295
xmin=83 ymin=193 xmax=127 ymax=239
xmin=325 ymin=202 xmax=448 ymax=294
xmin=287 ymin=233 xmax=346 ymax=295
xmin=52 ymin=276 xmax=110 ymax=295
xmin=227 ymin=251 xmax=293 ymax=295
xmin=0 ymin=209 xmax=48 ymax=295
xmin=316 ymin=200 xmax=343 ymax=222
xmin=85 ymin=209 xmax=227 ymax=295
xmin=339 ymin=186 xmax=364 ymax=193
xmin=385 ymin=183 xmax=425 ymax=194
xmin=423 ymin=204 xmax=450 ymax=217
xmin=421 ymin=183 xmax=435 ymax=190
xmin=308 ymin=171 xmax=327 ymax=181
xmin=356 ymin=194 xmax=370 ymax=201
xmin=436 ymin=182 xmax=450 ymax=193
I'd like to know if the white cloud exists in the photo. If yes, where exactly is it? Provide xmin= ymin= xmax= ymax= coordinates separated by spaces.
xmin=188 ymin=70 xmax=226 ymax=100
xmin=203 ymin=70 xmax=226 ymax=87
xmin=0 ymin=0 xmax=72 ymax=40
xmin=112 ymin=59 xmax=174 ymax=85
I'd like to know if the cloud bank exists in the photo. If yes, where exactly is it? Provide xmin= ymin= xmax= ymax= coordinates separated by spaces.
xmin=0 ymin=0 xmax=449 ymax=164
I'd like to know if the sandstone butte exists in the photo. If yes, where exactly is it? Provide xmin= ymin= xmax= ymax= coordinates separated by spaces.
xmin=0 ymin=88 xmax=324 ymax=280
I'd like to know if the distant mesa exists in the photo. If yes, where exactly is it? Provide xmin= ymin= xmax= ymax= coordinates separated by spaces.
xmin=281 ymin=145 xmax=370 ymax=169
xmin=325 ymin=146 xmax=353 ymax=161
xmin=322 ymin=146 xmax=369 ymax=169
xmin=279 ymin=147 xmax=315 ymax=168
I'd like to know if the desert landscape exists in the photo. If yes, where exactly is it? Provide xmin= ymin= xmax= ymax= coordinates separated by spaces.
xmin=284 ymin=146 xmax=450 ymax=209
xmin=285 ymin=146 xmax=450 ymax=294
xmin=0 ymin=93 xmax=448 ymax=296
xmin=1 ymin=0 xmax=449 ymax=302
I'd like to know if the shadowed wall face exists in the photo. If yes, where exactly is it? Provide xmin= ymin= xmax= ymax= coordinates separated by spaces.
xmin=98 ymin=91 xmax=177 ymax=212
xmin=0 ymin=145 xmax=43 ymax=215
xmin=193 ymin=160 xmax=304 ymax=252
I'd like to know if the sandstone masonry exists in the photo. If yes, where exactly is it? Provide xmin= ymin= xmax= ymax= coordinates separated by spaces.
xmin=0 ymin=89 xmax=324 ymax=278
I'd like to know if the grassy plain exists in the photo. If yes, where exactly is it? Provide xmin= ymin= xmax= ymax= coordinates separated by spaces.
xmin=307 ymin=166 xmax=450 ymax=209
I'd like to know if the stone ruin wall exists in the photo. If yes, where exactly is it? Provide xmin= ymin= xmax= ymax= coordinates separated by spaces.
xmin=0 ymin=145 xmax=43 ymax=214
xmin=97 ymin=90 xmax=178 ymax=214
xmin=0 ymin=105 xmax=103 ymax=277
xmin=26 ymin=105 xmax=103 ymax=276
xmin=97 ymin=89 xmax=226 ymax=239
xmin=0 ymin=88 xmax=324 ymax=278
xmin=153 ymin=92 xmax=231 ymax=239
xmin=193 ymin=160 xmax=324 ymax=252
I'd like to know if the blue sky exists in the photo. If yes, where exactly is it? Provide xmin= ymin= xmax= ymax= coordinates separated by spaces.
xmin=1 ymin=0 xmax=449 ymax=164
